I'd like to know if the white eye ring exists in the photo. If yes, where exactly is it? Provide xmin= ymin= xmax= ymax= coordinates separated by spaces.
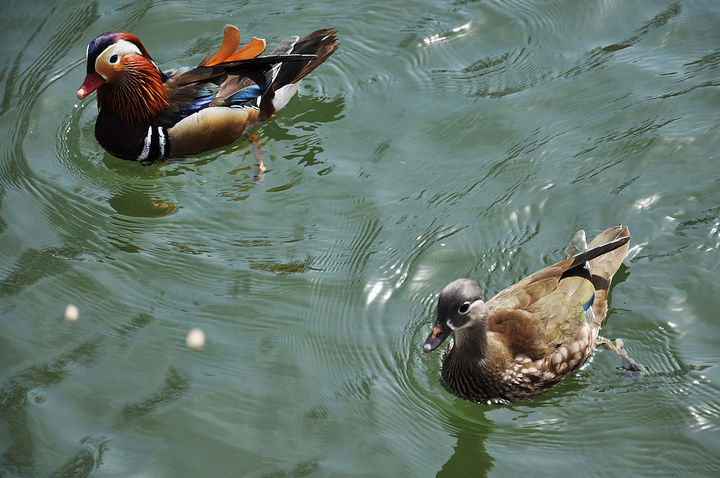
xmin=458 ymin=301 xmax=472 ymax=314
xmin=109 ymin=54 xmax=119 ymax=64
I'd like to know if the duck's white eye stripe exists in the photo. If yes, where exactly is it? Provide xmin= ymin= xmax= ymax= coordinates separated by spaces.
xmin=137 ymin=126 xmax=152 ymax=161
xmin=113 ymin=39 xmax=142 ymax=56
xmin=469 ymin=299 xmax=485 ymax=311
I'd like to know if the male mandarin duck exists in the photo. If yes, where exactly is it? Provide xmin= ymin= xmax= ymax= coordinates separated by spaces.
xmin=423 ymin=225 xmax=644 ymax=404
xmin=76 ymin=25 xmax=338 ymax=162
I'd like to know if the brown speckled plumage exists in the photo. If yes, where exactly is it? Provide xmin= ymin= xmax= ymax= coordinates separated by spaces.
xmin=424 ymin=225 xmax=631 ymax=404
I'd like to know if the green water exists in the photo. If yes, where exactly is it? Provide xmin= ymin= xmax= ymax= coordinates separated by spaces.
xmin=1 ymin=0 xmax=719 ymax=476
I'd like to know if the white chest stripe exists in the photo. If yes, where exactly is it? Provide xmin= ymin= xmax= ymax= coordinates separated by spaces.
xmin=137 ymin=126 xmax=152 ymax=162
xmin=157 ymin=127 xmax=166 ymax=158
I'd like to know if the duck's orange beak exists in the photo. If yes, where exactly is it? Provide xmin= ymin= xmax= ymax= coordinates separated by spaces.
xmin=77 ymin=72 xmax=104 ymax=100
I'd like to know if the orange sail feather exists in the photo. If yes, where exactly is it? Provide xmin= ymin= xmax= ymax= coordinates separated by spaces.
xmin=201 ymin=25 xmax=266 ymax=66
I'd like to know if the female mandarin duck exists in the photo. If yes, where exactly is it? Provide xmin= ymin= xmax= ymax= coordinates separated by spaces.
xmin=76 ymin=26 xmax=338 ymax=162
xmin=424 ymin=225 xmax=643 ymax=404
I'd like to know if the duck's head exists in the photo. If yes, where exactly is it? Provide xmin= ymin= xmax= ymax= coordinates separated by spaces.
xmin=77 ymin=32 xmax=157 ymax=99
xmin=77 ymin=32 xmax=167 ymax=124
xmin=423 ymin=278 xmax=489 ymax=353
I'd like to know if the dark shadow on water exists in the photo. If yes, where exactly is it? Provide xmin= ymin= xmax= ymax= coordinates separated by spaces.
xmin=50 ymin=435 xmax=109 ymax=478
xmin=0 ymin=246 xmax=81 ymax=297
xmin=0 ymin=338 xmax=102 ymax=475
xmin=249 ymin=256 xmax=317 ymax=275
xmin=436 ymin=404 xmax=495 ymax=477
xmin=122 ymin=366 xmax=190 ymax=419
xmin=108 ymin=190 xmax=177 ymax=218
xmin=100 ymin=152 xmax=219 ymax=178
xmin=260 ymin=459 xmax=322 ymax=478
xmin=608 ymin=262 xmax=630 ymax=291
xmin=0 ymin=312 xmax=154 ymax=475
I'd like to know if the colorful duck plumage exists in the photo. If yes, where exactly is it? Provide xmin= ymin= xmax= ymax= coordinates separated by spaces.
xmin=77 ymin=26 xmax=338 ymax=162
xmin=423 ymin=225 xmax=638 ymax=404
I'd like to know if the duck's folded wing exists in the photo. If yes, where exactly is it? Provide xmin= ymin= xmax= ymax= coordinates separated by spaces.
xmin=487 ymin=263 xmax=569 ymax=311
xmin=158 ymin=54 xmax=316 ymax=127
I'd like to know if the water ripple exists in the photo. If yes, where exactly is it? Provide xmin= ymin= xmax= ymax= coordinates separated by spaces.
xmin=2 ymin=0 xmax=719 ymax=475
xmin=565 ymin=2 xmax=683 ymax=78
xmin=432 ymin=2 xmax=686 ymax=100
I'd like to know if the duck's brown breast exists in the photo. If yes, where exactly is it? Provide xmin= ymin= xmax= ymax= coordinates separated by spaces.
xmin=441 ymin=323 xmax=599 ymax=403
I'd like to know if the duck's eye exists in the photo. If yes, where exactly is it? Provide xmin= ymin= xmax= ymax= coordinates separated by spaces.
xmin=458 ymin=301 xmax=472 ymax=314
xmin=109 ymin=54 xmax=119 ymax=64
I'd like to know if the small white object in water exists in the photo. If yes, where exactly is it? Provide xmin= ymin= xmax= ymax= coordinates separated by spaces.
xmin=186 ymin=328 xmax=205 ymax=349
xmin=65 ymin=304 xmax=79 ymax=321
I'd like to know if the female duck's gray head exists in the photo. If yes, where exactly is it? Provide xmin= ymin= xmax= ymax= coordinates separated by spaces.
xmin=423 ymin=278 xmax=488 ymax=353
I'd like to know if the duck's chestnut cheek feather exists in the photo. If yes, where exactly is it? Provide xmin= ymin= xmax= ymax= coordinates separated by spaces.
xmin=423 ymin=323 xmax=451 ymax=353
xmin=77 ymin=72 xmax=105 ymax=100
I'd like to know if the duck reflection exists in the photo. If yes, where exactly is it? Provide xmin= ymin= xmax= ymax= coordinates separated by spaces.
xmin=108 ymin=190 xmax=176 ymax=218
xmin=436 ymin=406 xmax=495 ymax=477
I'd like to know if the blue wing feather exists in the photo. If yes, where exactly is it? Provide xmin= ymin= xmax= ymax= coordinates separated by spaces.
xmin=583 ymin=291 xmax=595 ymax=311
xmin=159 ymin=68 xmax=265 ymax=126
xmin=229 ymin=85 xmax=262 ymax=105
xmin=172 ymin=85 xmax=262 ymax=119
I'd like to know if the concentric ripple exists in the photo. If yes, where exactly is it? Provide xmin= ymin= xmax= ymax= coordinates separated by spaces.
xmin=2 ymin=0 xmax=720 ymax=476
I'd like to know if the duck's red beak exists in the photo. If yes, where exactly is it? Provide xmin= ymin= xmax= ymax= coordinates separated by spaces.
xmin=77 ymin=72 xmax=104 ymax=100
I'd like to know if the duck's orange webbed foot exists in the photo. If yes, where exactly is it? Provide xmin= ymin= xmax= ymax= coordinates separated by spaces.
xmin=247 ymin=133 xmax=266 ymax=182
xmin=597 ymin=336 xmax=646 ymax=375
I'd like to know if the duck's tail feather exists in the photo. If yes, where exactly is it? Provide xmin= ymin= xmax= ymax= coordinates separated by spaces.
xmin=568 ymin=227 xmax=630 ymax=270
xmin=559 ymin=226 xmax=629 ymax=324
xmin=566 ymin=230 xmax=588 ymax=258
xmin=560 ymin=226 xmax=630 ymax=324
xmin=585 ymin=226 xmax=631 ymax=321
xmin=259 ymin=28 xmax=338 ymax=120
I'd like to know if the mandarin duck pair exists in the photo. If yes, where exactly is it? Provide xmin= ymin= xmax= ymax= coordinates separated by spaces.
xmin=77 ymin=26 xmax=642 ymax=405
xmin=77 ymin=25 xmax=337 ymax=162
xmin=424 ymin=225 xmax=644 ymax=404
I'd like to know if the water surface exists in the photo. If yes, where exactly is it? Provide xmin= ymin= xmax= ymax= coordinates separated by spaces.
xmin=1 ymin=0 xmax=719 ymax=476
